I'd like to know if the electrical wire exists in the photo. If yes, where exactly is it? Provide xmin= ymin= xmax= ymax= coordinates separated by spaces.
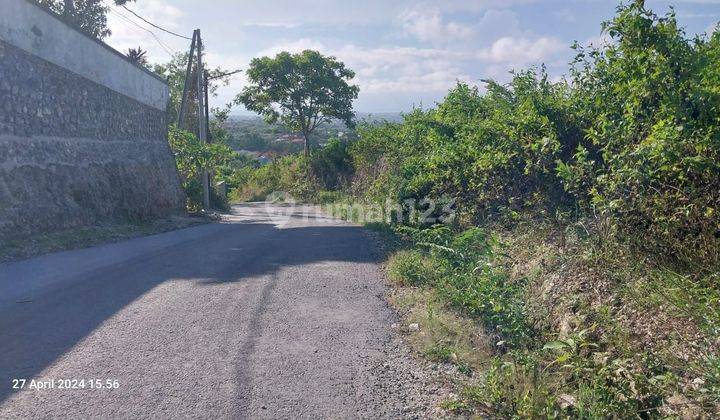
xmin=207 ymin=69 xmax=243 ymax=80
xmin=107 ymin=7 xmax=177 ymax=58
xmin=120 ymin=5 xmax=192 ymax=40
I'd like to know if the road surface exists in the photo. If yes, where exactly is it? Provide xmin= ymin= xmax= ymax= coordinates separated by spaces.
xmin=0 ymin=203 xmax=434 ymax=418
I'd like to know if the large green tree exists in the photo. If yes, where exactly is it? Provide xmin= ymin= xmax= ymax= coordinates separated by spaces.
xmin=236 ymin=50 xmax=359 ymax=156
xmin=36 ymin=0 xmax=135 ymax=39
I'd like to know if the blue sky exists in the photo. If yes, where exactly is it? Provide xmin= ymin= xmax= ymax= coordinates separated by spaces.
xmin=104 ymin=0 xmax=720 ymax=115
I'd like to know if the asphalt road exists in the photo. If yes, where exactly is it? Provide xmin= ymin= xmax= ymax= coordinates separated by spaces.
xmin=0 ymin=203 xmax=433 ymax=419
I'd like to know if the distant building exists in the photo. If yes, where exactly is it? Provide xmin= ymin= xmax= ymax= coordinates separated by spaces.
xmin=237 ymin=150 xmax=261 ymax=158
xmin=273 ymin=133 xmax=305 ymax=144
xmin=256 ymin=150 xmax=291 ymax=165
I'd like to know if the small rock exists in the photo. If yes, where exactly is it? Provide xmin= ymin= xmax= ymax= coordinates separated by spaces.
xmin=558 ymin=394 xmax=576 ymax=410
xmin=692 ymin=377 xmax=705 ymax=387
xmin=592 ymin=352 xmax=609 ymax=366
xmin=408 ymin=323 xmax=420 ymax=332
xmin=666 ymin=393 xmax=690 ymax=406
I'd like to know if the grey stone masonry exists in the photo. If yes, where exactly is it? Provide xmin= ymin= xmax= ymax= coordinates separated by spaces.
xmin=0 ymin=2 xmax=185 ymax=240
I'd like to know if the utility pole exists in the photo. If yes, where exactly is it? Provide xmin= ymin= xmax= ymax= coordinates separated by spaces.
xmin=178 ymin=30 xmax=197 ymax=127
xmin=204 ymin=70 xmax=211 ymax=143
xmin=196 ymin=30 xmax=210 ymax=211
xmin=178 ymin=29 xmax=220 ymax=212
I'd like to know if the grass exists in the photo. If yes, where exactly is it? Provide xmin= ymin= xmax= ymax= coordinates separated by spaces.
xmin=0 ymin=215 xmax=212 ymax=263
xmin=390 ymin=287 xmax=493 ymax=373
xmin=323 ymin=194 xmax=720 ymax=416
xmin=368 ymin=217 xmax=720 ymax=418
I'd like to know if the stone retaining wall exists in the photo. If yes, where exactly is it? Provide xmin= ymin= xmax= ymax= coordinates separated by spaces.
xmin=0 ymin=0 xmax=185 ymax=239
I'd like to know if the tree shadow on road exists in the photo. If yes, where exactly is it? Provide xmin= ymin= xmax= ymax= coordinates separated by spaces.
xmin=0 ymin=215 xmax=380 ymax=404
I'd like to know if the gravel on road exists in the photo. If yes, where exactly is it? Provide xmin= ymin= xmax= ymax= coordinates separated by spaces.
xmin=0 ymin=203 xmax=442 ymax=419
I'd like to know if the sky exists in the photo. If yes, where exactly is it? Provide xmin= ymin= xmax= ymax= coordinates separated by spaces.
xmin=103 ymin=0 xmax=720 ymax=115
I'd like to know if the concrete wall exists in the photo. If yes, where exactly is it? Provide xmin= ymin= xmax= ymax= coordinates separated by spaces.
xmin=0 ymin=0 xmax=186 ymax=239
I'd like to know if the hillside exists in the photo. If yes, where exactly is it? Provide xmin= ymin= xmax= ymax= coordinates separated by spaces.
xmin=221 ymin=114 xmax=398 ymax=155
xmin=229 ymin=3 xmax=720 ymax=417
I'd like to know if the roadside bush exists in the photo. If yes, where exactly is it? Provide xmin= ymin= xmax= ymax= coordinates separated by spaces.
xmin=231 ymin=137 xmax=353 ymax=202
xmin=387 ymin=250 xmax=437 ymax=286
xmin=561 ymin=3 xmax=720 ymax=263
xmin=232 ymin=155 xmax=317 ymax=201
xmin=395 ymin=225 xmax=533 ymax=348
xmin=315 ymin=190 xmax=350 ymax=204
xmin=309 ymin=138 xmax=353 ymax=191
xmin=345 ymin=3 xmax=720 ymax=266
xmin=349 ymin=71 xmax=582 ymax=225
xmin=168 ymin=126 xmax=235 ymax=211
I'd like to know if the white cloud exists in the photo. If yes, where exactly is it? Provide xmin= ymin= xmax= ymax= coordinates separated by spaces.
xmin=553 ymin=9 xmax=576 ymax=23
xmin=399 ymin=8 xmax=475 ymax=43
xmin=256 ymin=38 xmax=326 ymax=57
xmin=105 ymin=0 xmax=188 ymax=62
xmin=245 ymin=39 xmax=473 ymax=100
xmin=477 ymin=36 xmax=566 ymax=65
xmin=240 ymin=22 xmax=300 ymax=29
xmin=201 ymin=0 xmax=538 ymax=27
xmin=398 ymin=7 xmax=524 ymax=46
xmin=426 ymin=0 xmax=539 ymax=13
xmin=333 ymin=45 xmax=472 ymax=93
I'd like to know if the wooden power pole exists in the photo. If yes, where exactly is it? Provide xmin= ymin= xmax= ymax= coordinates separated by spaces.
xmin=178 ymin=29 xmax=210 ymax=212
xmin=178 ymin=30 xmax=197 ymax=127
xmin=195 ymin=30 xmax=210 ymax=211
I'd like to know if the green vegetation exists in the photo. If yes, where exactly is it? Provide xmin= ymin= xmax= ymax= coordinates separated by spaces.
xmin=231 ymin=137 xmax=354 ymax=202
xmin=153 ymin=53 xmax=249 ymax=212
xmin=379 ymin=215 xmax=720 ymax=417
xmin=35 ymin=0 xmax=135 ymax=39
xmin=0 ymin=215 xmax=209 ymax=263
xmin=168 ymin=127 xmax=236 ymax=211
xmin=236 ymin=50 xmax=359 ymax=156
xmin=230 ymin=2 xmax=720 ymax=417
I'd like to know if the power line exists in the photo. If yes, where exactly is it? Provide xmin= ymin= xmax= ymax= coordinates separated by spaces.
xmin=207 ymin=69 xmax=243 ymax=80
xmin=121 ymin=5 xmax=192 ymax=40
xmin=109 ymin=8 xmax=176 ymax=57
xmin=107 ymin=7 xmax=177 ymax=58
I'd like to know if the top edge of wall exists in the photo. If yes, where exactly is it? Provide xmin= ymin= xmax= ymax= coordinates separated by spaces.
xmin=1 ymin=0 xmax=170 ymax=110
xmin=26 ymin=0 xmax=169 ymax=85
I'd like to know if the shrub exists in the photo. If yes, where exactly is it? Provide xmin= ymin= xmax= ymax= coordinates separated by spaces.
xmin=387 ymin=250 xmax=437 ymax=286
xmin=394 ymin=225 xmax=533 ymax=347
xmin=561 ymin=3 xmax=720 ymax=263
xmin=231 ymin=138 xmax=354 ymax=203
xmin=309 ymin=138 xmax=354 ymax=191
xmin=168 ymin=126 xmax=235 ymax=211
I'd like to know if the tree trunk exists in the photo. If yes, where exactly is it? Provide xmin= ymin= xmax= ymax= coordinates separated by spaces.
xmin=303 ymin=133 xmax=310 ymax=157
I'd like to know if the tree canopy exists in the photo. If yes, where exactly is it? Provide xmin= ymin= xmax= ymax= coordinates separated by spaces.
xmin=235 ymin=50 xmax=359 ymax=155
xmin=126 ymin=47 xmax=148 ymax=67
xmin=36 ymin=0 xmax=135 ymax=39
